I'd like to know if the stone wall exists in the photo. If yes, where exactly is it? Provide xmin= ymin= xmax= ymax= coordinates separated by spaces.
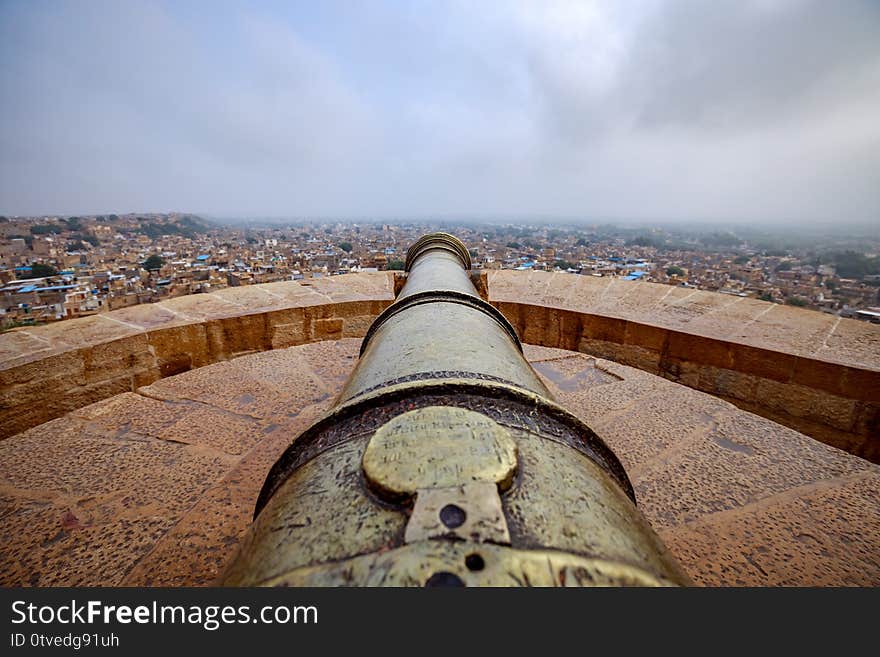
xmin=0 ymin=274 xmax=395 ymax=440
xmin=1 ymin=269 xmax=877 ymax=462
xmin=486 ymin=270 xmax=880 ymax=462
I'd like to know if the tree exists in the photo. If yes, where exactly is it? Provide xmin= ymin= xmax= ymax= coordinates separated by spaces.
xmin=824 ymin=280 xmax=837 ymax=291
xmin=30 ymin=263 xmax=58 ymax=278
xmin=386 ymin=260 xmax=405 ymax=271
xmin=786 ymin=296 xmax=808 ymax=307
xmin=831 ymin=250 xmax=880 ymax=279
xmin=506 ymin=242 xmax=522 ymax=249
xmin=758 ymin=292 xmax=773 ymax=302
xmin=734 ymin=255 xmax=750 ymax=264
xmin=554 ymin=260 xmax=577 ymax=270
xmin=468 ymin=248 xmax=478 ymax=258
xmin=338 ymin=242 xmax=353 ymax=253
xmin=775 ymin=261 xmax=793 ymax=272
xmin=628 ymin=235 xmax=660 ymax=248
xmin=666 ymin=266 xmax=685 ymax=277
xmin=575 ymin=238 xmax=589 ymax=247
xmin=142 ymin=254 xmax=165 ymax=271
xmin=63 ymin=217 xmax=83 ymax=231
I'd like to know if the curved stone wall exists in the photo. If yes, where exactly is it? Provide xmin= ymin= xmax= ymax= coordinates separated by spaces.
xmin=486 ymin=270 xmax=880 ymax=462
xmin=1 ymin=269 xmax=877 ymax=462
xmin=0 ymin=273 xmax=395 ymax=440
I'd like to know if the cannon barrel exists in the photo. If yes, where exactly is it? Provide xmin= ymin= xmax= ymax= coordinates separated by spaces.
xmin=223 ymin=232 xmax=690 ymax=586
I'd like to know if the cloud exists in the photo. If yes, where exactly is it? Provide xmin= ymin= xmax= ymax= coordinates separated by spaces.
xmin=0 ymin=0 xmax=878 ymax=223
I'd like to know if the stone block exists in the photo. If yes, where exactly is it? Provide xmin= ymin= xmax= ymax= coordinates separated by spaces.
xmin=0 ymin=330 xmax=54 ymax=369
xmin=582 ymin=314 xmax=626 ymax=345
xmin=623 ymin=321 xmax=668 ymax=353
xmin=790 ymin=356 xmax=846 ymax=396
xmin=151 ymin=327 xmax=209 ymax=380
xmin=731 ymin=344 xmax=794 ymax=383
xmin=666 ymin=332 xmax=733 ymax=370
xmin=840 ymin=366 xmax=880 ymax=403
xmin=517 ymin=304 xmax=553 ymax=346
xmin=754 ymin=379 xmax=856 ymax=431
xmin=81 ymin=334 xmax=154 ymax=385
xmin=0 ymin=349 xmax=85 ymax=387
xmin=711 ymin=368 xmax=759 ymax=403
xmin=341 ymin=314 xmax=375 ymax=339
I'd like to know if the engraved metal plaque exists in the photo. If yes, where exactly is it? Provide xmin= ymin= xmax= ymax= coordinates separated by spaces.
xmin=361 ymin=405 xmax=518 ymax=500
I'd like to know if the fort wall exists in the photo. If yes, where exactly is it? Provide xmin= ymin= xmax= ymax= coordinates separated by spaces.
xmin=1 ymin=270 xmax=877 ymax=461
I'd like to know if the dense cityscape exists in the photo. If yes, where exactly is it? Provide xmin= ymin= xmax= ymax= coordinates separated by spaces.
xmin=1 ymin=213 xmax=879 ymax=329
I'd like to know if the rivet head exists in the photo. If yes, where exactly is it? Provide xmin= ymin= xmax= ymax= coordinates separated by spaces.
xmin=439 ymin=504 xmax=466 ymax=529
xmin=424 ymin=572 xmax=466 ymax=587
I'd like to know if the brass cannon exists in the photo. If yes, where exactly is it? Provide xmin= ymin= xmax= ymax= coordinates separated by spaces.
xmin=224 ymin=233 xmax=690 ymax=586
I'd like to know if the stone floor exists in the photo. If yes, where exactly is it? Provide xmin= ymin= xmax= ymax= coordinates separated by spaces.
xmin=1 ymin=339 xmax=877 ymax=586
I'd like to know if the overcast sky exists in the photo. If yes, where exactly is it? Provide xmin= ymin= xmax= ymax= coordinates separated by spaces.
xmin=1 ymin=0 xmax=878 ymax=224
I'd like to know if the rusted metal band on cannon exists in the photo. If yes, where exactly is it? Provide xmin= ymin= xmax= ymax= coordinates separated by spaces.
xmin=359 ymin=289 xmax=523 ymax=357
xmin=254 ymin=376 xmax=636 ymax=517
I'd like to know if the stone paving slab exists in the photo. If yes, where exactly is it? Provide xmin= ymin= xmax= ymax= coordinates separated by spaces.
xmin=1 ymin=339 xmax=877 ymax=586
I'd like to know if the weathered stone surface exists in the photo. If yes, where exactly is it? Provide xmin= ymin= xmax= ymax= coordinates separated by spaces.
xmin=0 ymin=417 xmax=234 ymax=586
xmin=1 ymin=339 xmax=876 ymax=587
xmin=489 ymin=271 xmax=880 ymax=460
xmin=122 ymin=402 xmax=333 ymax=586
xmin=659 ymin=473 xmax=880 ymax=586
xmin=525 ymin=345 xmax=880 ymax=586
xmin=0 ymin=274 xmax=395 ymax=439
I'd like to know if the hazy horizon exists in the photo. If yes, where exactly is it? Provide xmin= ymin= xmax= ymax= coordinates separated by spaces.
xmin=2 ymin=1 xmax=879 ymax=225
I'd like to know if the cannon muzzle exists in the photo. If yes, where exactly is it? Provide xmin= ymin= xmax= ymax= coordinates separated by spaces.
xmin=223 ymin=232 xmax=690 ymax=586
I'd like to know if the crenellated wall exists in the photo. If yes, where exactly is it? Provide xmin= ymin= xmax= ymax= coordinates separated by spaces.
xmin=1 ymin=269 xmax=877 ymax=461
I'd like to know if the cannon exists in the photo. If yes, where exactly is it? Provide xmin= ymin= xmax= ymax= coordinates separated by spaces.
xmin=223 ymin=232 xmax=690 ymax=586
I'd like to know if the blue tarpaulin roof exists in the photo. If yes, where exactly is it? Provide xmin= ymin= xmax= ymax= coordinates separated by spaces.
xmin=196 ymin=254 xmax=210 ymax=261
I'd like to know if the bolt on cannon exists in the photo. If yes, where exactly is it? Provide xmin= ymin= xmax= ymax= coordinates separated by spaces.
xmin=223 ymin=232 xmax=691 ymax=586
